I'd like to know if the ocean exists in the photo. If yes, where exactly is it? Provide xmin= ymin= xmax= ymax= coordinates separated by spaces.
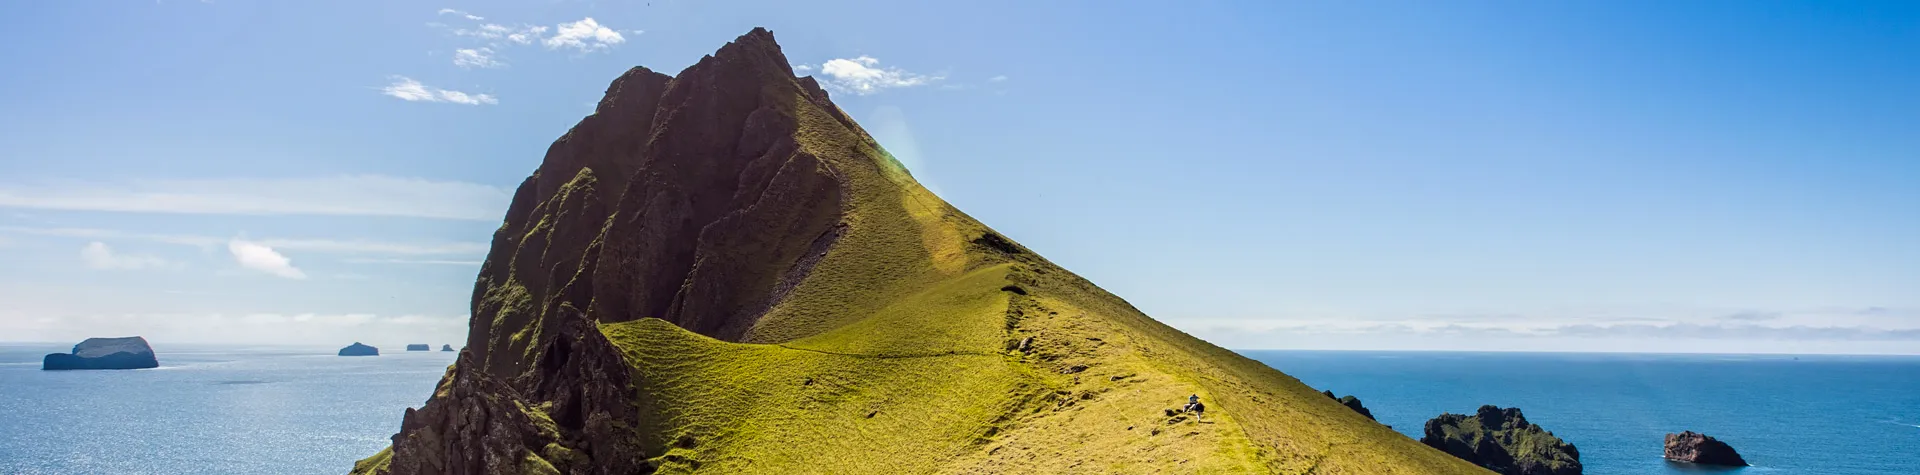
xmin=0 ymin=344 xmax=454 ymax=475
xmin=1247 ymin=351 xmax=1920 ymax=474
xmin=1 ymin=345 xmax=1913 ymax=474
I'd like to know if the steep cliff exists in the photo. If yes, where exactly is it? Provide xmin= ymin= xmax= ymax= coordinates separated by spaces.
xmin=353 ymin=28 xmax=1486 ymax=475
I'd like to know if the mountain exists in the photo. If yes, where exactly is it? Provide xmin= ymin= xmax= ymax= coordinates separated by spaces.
xmin=351 ymin=28 xmax=1485 ymax=474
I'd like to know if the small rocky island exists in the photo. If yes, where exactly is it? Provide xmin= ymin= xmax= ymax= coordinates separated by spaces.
xmin=1664 ymin=431 xmax=1748 ymax=466
xmin=339 ymin=342 xmax=379 ymax=356
xmin=405 ymin=344 xmax=429 ymax=351
xmin=440 ymin=344 xmax=454 ymax=352
xmin=1422 ymin=405 xmax=1582 ymax=475
xmin=42 ymin=336 xmax=160 ymax=370
xmin=1322 ymin=390 xmax=1376 ymax=420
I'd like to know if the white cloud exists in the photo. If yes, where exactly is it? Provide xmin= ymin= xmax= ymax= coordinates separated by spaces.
xmin=229 ymin=239 xmax=306 ymax=279
xmin=0 ymin=311 xmax=469 ymax=346
xmin=436 ymin=8 xmax=483 ymax=21
xmin=544 ymin=18 xmax=626 ymax=51
xmin=506 ymin=26 xmax=548 ymax=45
xmin=382 ymin=76 xmax=497 ymax=105
xmin=346 ymin=258 xmax=483 ymax=266
xmin=453 ymin=47 xmax=503 ymax=68
xmin=0 ymin=175 xmax=511 ymax=220
xmin=79 ymin=242 xmax=174 ymax=270
xmin=793 ymin=64 xmax=813 ymax=72
xmin=1 ymin=226 xmax=491 ymax=257
xmin=260 ymin=239 xmax=489 ymax=255
xmin=817 ymin=56 xmax=942 ymax=95
xmin=988 ymin=75 xmax=1008 ymax=82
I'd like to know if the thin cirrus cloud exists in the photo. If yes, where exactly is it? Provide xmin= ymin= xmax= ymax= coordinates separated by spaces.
xmin=0 ymin=175 xmax=511 ymax=221
xmin=381 ymin=76 xmax=497 ymax=105
xmin=345 ymin=258 xmax=483 ymax=266
xmin=228 ymin=239 xmax=306 ymax=279
xmin=813 ymin=56 xmax=943 ymax=95
xmin=79 ymin=241 xmax=175 ymax=270
xmin=452 ymin=48 xmax=503 ymax=69
xmin=436 ymin=8 xmax=483 ymax=21
xmin=0 ymin=312 xmax=469 ymax=346
xmin=1 ymin=226 xmax=489 ymax=258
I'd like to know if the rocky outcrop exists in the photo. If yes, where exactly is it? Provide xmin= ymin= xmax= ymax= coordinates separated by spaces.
xmin=1322 ymin=390 xmax=1375 ymax=420
xmin=340 ymin=342 xmax=380 ymax=356
xmin=1422 ymin=405 xmax=1582 ymax=475
xmin=1664 ymin=431 xmax=1747 ymax=466
xmin=42 ymin=336 xmax=159 ymax=370
xmin=441 ymin=344 xmax=455 ymax=352
xmin=406 ymin=344 xmax=430 ymax=351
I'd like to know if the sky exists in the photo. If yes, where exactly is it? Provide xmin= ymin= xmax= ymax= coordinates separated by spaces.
xmin=0 ymin=1 xmax=1915 ymax=353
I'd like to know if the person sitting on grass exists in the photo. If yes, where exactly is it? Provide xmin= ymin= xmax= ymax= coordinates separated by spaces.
xmin=1183 ymin=394 xmax=1206 ymax=420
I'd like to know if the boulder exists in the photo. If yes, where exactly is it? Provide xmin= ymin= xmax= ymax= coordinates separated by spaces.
xmin=1664 ymin=431 xmax=1747 ymax=466
xmin=406 ymin=344 xmax=430 ymax=351
xmin=441 ymin=344 xmax=455 ymax=352
xmin=1421 ymin=405 xmax=1581 ymax=475
xmin=1322 ymin=390 xmax=1375 ymax=420
xmin=42 ymin=336 xmax=160 ymax=370
xmin=340 ymin=342 xmax=380 ymax=356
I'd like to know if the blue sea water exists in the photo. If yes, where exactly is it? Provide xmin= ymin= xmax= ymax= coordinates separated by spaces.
xmin=1246 ymin=351 xmax=1920 ymax=475
xmin=0 ymin=344 xmax=454 ymax=475
xmin=2 ymin=345 xmax=1914 ymax=474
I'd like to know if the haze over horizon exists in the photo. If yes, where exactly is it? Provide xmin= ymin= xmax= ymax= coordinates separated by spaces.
xmin=1 ymin=1 xmax=1914 ymax=354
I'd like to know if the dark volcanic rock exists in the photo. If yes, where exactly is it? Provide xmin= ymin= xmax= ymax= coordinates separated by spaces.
xmin=1664 ymin=431 xmax=1747 ymax=466
xmin=340 ymin=342 xmax=379 ymax=356
xmin=441 ymin=344 xmax=455 ymax=352
xmin=360 ymin=27 xmax=848 ymax=475
xmin=406 ymin=344 xmax=430 ymax=351
xmin=42 ymin=336 xmax=159 ymax=370
xmin=1321 ymin=390 xmax=1375 ymax=420
xmin=1421 ymin=405 xmax=1581 ymax=475
xmin=371 ymin=308 xmax=648 ymax=475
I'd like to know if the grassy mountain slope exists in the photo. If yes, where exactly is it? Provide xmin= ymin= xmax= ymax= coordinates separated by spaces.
xmin=352 ymin=28 xmax=1488 ymax=475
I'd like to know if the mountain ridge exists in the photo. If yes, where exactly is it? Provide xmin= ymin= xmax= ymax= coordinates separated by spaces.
xmin=353 ymin=27 xmax=1488 ymax=474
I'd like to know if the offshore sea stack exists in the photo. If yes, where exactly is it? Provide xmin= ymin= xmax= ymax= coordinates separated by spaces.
xmin=339 ymin=342 xmax=380 ymax=356
xmin=1422 ymin=405 xmax=1582 ymax=475
xmin=350 ymin=28 xmax=1488 ymax=474
xmin=1663 ymin=431 xmax=1748 ymax=466
xmin=42 ymin=336 xmax=159 ymax=370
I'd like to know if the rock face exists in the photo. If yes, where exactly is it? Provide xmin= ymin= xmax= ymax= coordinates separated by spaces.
xmin=405 ymin=344 xmax=430 ymax=351
xmin=340 ymin=343 xmax=380 ymax=356
xmin=1322 ymin=390 xmax=1375 ymax=420
xmin=1664 ymin=431 xmax=1747 ymax=466
xmin=1422 ymin=405 xmax=1582 ymax=475
xmin=441 ymin=344 xmax=455 ymax=352
xmin=42 ymin=337 xmax=159 ymax=370
xmin=349 ymin=27 xmax=1489 ymax=475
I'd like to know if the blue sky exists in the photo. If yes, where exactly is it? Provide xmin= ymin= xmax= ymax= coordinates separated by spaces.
xmin=0 ymin=1 xmax=1915 ymax=353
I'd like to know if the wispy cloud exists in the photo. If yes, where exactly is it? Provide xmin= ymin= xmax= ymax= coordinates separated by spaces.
xmin=1720 ymin=311 xmax=1782 ymax=322
xmin=346 ymin=258 xmax=483 ymax=266
xmin=79 ymin=242 xmax=175 ymax=270
xmin=436 ymin=8 xmax=483 ymax=21
xmin=452 ymin=47 xmax=503 ymax=68
xmin=988 ymin=75 xmax=1008 ymax=82
xmin=454 ymin=23 xmax=547 ymax=44
xmin=815 ymin=56 xmax=942 ymax=95
xmin=545 ymin=18 xmax=627 ymax=51
xmin=1 ymin=226 xmax=489 ymax=256
xmin=0 ymin=312 xmax=468 ymax=346
xmin=0 ymin=175 xmax=511 ymax=220
xmin=382 ymin=76 xmax=497 ymax=105
xmin=228 ymin=239 xmax=305 ymax=279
